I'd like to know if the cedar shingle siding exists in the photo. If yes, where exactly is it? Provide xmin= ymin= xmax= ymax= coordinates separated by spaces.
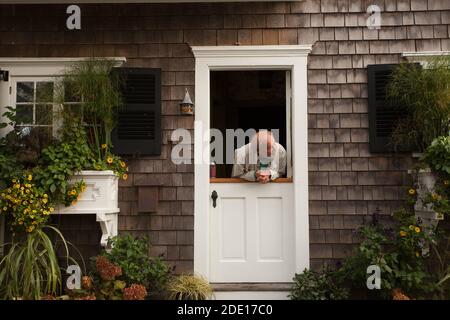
xmin=1 ymin=0 xmax=449 ymax=273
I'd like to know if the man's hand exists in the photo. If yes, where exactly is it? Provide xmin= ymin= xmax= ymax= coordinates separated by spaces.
xmin=255 ymin=170 xmax=270 ymax=184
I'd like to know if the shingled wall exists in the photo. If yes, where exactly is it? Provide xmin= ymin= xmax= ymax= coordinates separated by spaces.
xmin=0 ymin=0 xmax=449 ymax=273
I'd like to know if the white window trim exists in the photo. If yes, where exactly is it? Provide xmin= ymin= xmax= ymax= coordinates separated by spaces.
xmin=402 ymin=51 xmax=450 ymax=66
xmin=0 ymin=57 xmax=126 ymax=134
xmin=0 ymin=57 xmax=126 ymax=77
xmin=191 ymin=45 xmax=312 ymax=281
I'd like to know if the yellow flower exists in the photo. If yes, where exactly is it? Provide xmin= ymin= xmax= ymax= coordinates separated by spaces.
xmin=122 ymin=174 xmax=128 ymax=180
xmin=416 ymin=252 xmax=420 ymax=258
xmin=43 ymin=194 xmax=48 ymax=198
xmin=444 ymin=180 xmax=449 ymax=186
xmin=12 ymin=179 xmax=16 ymax=183
xmin=101 ymin=144 xmax=108 ymax=149
xmin=42 ymin=199 xmax=48 ymax=204
xmin=120 ymin=161 xmax=126 ymax=168
xmin=14 ymin=184 xmax=20 ymax=189
xmin=70 ymin=190 xmax=76 ymax=196
xmin=415 ymin=227 xmax=421 ymax=233
xmin=27 ymin=175 xmax=32 ymax=181
xmin=432 ymin=193 xmax=441 ymax=201
xmin=409 ymin=225 xmax=414 ymax=230
xmin=49 ymin=207 xmax=54 ymax=212
xmin=400 ymin=231 xmax=407 ymax=237
xmin=408 ymin=188 xmax=416 ymax=195
xmin=107 ymin=157 xmax=113 ymax=164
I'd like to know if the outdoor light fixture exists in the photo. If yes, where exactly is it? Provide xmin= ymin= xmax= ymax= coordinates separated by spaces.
xmin=180 ymin=88 xmax=194 ymax=115
xmin=0 ymin=69 xmax=9 ymax=82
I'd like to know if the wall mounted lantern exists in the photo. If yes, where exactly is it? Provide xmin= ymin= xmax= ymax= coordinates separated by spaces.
xmin=180 ymin=88 xmax=194 ymax=115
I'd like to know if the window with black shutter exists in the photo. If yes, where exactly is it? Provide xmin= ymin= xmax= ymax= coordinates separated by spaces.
xmin=112 ymin=68 xmax=161 ymax=155
xmin=367 ymin=64 xmax=415 ymax=153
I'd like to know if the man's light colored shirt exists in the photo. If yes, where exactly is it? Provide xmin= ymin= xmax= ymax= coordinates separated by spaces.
xmin=231 ymin=142 xmax=287 ymax=181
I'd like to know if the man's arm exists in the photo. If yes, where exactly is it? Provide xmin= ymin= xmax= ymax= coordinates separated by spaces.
xmin=269 ymin=146 xmax=287 ymax=181
xmin=231 ymin=149 xmax=257 ymax=182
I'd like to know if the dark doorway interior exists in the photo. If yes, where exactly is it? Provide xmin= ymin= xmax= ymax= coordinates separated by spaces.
xmin=210 ymin=70 xmax=287 ymax=178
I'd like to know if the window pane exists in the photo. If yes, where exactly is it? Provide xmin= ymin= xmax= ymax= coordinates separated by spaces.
xmin=63 ymin=103 xmax=83 ymax=119
xmin=36 ymin=104 xmax=53 ymax=125
xmin=16 ymin=104 xmax=33 ymax=124
xmin=16 ymin=82 xmax=34 ymax=103
xmin=36 ymin=82 xmax=54 ymax=103
xmin=64 ymin=83 xmax=81 ymax=102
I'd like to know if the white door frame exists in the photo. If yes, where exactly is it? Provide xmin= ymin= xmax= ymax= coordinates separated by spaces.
xmin=191 ymin=45 xmax=312 ymax=281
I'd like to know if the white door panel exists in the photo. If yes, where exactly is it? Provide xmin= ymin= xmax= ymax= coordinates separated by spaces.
xmin=210 ymin=183 xmax=294 ymax=282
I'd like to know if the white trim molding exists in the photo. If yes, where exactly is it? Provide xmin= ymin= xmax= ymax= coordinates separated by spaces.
xmin=0 ymin=57 xmax=126 ymax=77
xmin=402 ymin=51 xmax=450 ymax=66
xmin=192 ymin=45 xmax=313 ymax=58
xmin=1 ymin=0 xmax=300 ymax=3
xmin=192 ymin=45 xmax=312 ymax=282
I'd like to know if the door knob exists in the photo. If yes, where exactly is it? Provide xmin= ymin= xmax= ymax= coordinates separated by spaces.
xmin=211 ymin=190 xmax=218 ymax=208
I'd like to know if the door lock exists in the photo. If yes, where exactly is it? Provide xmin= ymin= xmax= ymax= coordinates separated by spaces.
xmin=211 ymin=190 xmax=218 ymax=208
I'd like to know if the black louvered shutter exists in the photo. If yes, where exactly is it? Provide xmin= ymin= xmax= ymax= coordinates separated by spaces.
xmin=367 ymin=64 xmax=415 ymax=153
xmin=112 ymin=68 xmax=161 ymax=155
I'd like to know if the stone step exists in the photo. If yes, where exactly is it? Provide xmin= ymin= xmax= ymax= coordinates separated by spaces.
xmin=211 ymin=283 xmax=292 ymax=292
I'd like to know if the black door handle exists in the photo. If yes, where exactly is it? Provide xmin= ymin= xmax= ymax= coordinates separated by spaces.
xmin=211 ymin=190 xmax=218 ymax=208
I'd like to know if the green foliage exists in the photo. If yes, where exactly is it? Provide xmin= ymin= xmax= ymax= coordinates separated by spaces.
xmin=95 ymin=279 xmax=126 ymax=300
xmin=60 ymin=58 xmax=122 ymax=155
xmin=104 ymin=234 xmax=172 ymax=292
xmin=421 ymin=136 xmax=450 ymax=175
xmin=387 ymin=57 xmax=450 ymax=152
xmin=1 ymin=106 xmax=52 ymax=166
xmin=335 ymin=209 xmax=435 ymax=298
xmin=167 ymin=274 xmax=213 ymax=300
xmin=32 ymin=122 xmax=95 ymax=205
xmin=0 ymin=153 xmax=23 ymax=188
xmin=289 ymin=268 xmax=348 ymax=300
xmin=0 ymin=226 xmax=75 ymax=300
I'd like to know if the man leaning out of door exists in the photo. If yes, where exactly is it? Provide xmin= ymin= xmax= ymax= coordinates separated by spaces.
xmin=232 ymin=130 xmax=287 ymax=183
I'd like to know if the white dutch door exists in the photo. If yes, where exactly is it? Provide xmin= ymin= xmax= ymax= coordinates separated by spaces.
xmin=210 ymin=182 xmax=295 ymax=282
xmin=208 ymin=70 xmax=295 ymax=283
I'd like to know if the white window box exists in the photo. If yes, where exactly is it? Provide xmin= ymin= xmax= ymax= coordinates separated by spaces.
xmin=56 ymin=170 xmax=119 ymax=247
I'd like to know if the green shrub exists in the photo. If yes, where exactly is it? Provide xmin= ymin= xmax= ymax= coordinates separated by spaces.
xmin=421 ymin=136 xmax=450 ymax=175
xmin=289 ymin=268 xmax=348 ymax=300
xmin=387 ymin=56 xmax=450 ymax=152
xmin=103 ymin=234 xmax=172 ymax=292
xmin=335 ymin=210 xmax=436 ymax=299
xmin=0 ymin=226 xmax=75 ymax=300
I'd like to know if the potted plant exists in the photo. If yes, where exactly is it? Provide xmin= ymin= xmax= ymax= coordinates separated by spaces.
xmin=55 ymin=58 xmax=127 ymax=211
xmin=387 ymin=56 xmax=450 ymax=221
